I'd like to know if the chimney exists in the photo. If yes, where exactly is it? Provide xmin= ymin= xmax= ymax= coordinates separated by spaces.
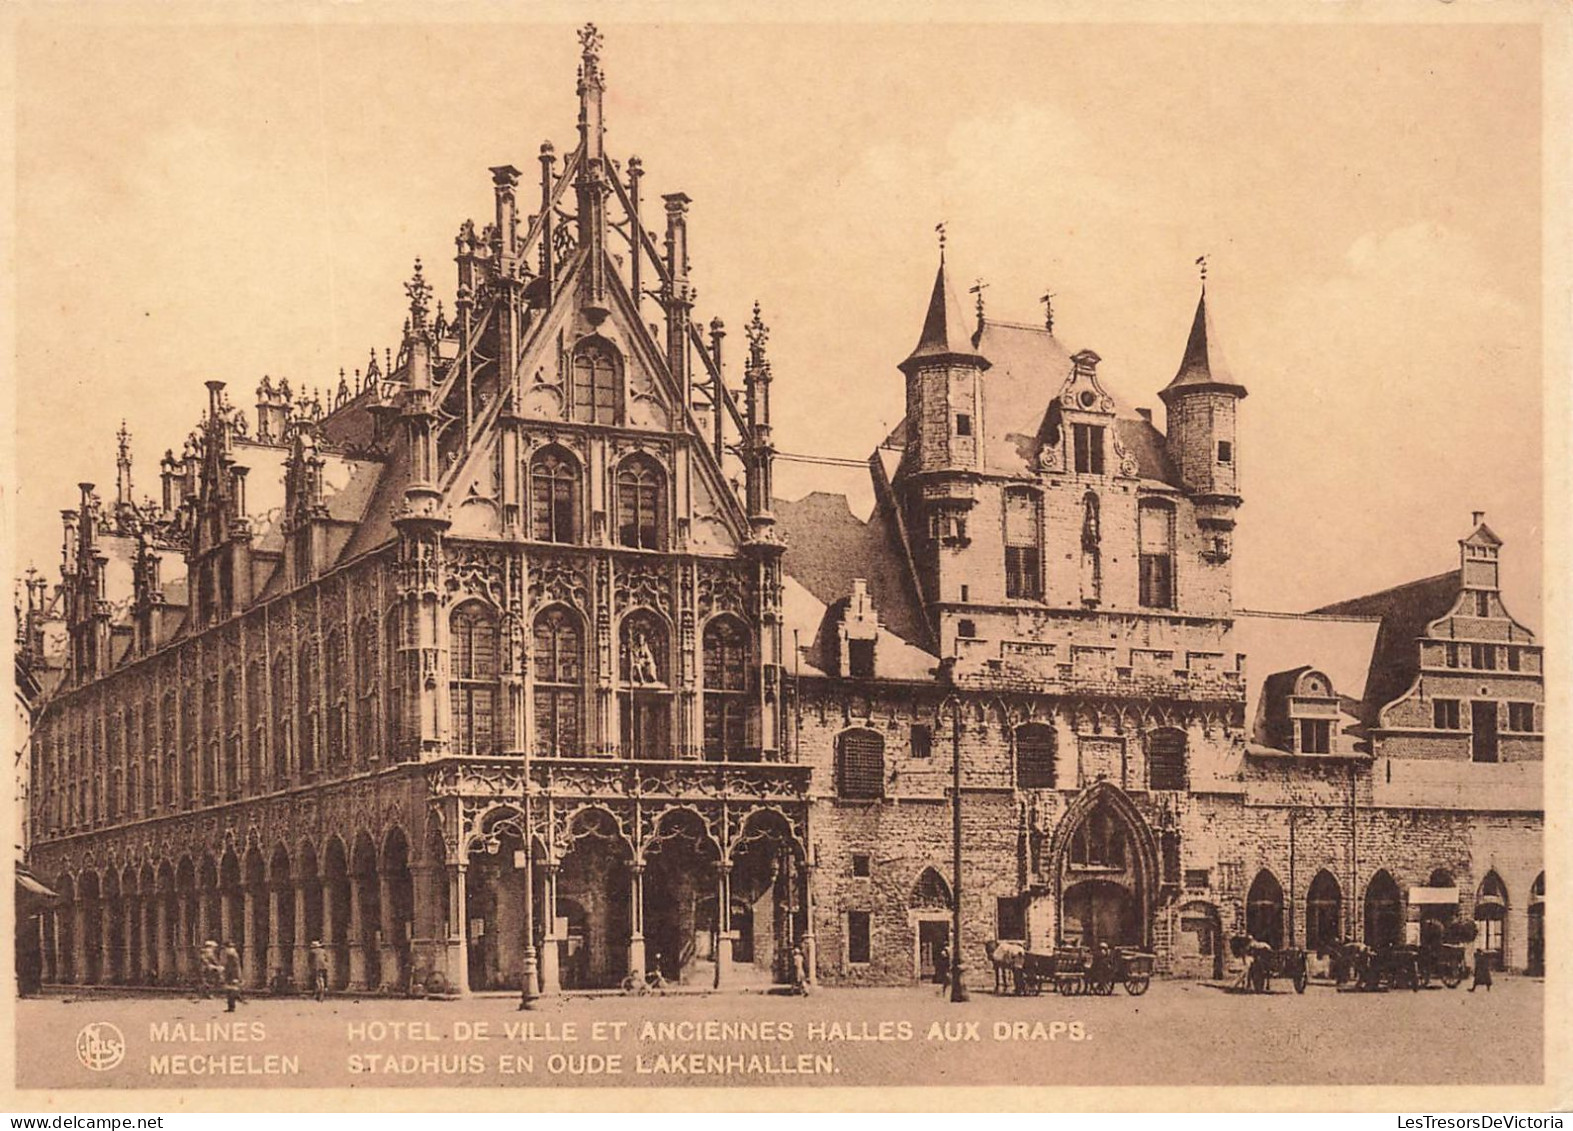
xmin=1136 ymin=407 xmax=1153 ymax=423
xmin=1472 ymin=511 xmax=1485 ymax=527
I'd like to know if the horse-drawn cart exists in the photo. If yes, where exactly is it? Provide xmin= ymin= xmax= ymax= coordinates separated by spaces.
xmin=1016 ymin=946 xmax=1153 ymax=995
xmin=1231 ymin=937 xmax=1309 ymax=993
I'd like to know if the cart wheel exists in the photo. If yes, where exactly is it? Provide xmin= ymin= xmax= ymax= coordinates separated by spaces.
xmin=1125 ymin=976 xmax=1150 ymax=996
xmin=1293 ymin=972 xmax=1307 ymax=994
xmin=1442 ymin=969 xmax=1463 ymax=989
xmin=1098 ymin=979 xmax=1115 ymax=996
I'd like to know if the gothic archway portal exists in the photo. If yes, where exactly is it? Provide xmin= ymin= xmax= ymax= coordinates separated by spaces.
xmin=642 ymin=810 xmax=721 ymax=986
xmin=555 ymin=809 xmax=633 ymax=989
xmin=1051 ymin=782 xmax=1157 ymax=950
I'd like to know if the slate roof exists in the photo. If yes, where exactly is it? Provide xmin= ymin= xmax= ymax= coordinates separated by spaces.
xmin=898 ymin=260 xmax=989 ymax=375
xmin=1159 ymin=290 xmax=1247 ymax=404
xmin=1232 ymin=610 xmax=1382 ymax=753
xmin=1310 ymin=570 xmax=1462 ymax=725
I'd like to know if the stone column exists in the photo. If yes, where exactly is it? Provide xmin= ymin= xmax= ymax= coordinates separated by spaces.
xmin=175 ymin=895 xmax=191 ymax=979
xmin=71 ymin=902 xmax=87 ymax=984
xmin=218 ymin=889 xmax=233 ymax=948
xmin=714 ymin=865 xmax=733 ymax=988
xmin=122 ymin=898 xmax=139 ymax=983
xmin=802 ymin=860 xmax=818 ymax=986
xmin=538 ymin=865 xmax=561 ymax=995
xmin=293 ymin=884 xmax=310 ymax=990
xmin=267 ymin=887 xmax=283 ymax=990
xmin=242 ymin=886 xmax=260 ymax=987
xmin=347 ymin=876 xmax=367 ymax=989
xmin=47 ymin=910 xmax=63 ymax=983
xmin=155 ymin=895 xmax=171 ymax=984
xmin=99 ymin=903 xmax=113 ymax=984
xmin=446 ymin=863 xmax=470 ymax=996
xmin=321 ymin=881 xmax=338 ymax=990
xmin=378 ymin=869 xmax=399 ymax=992
xmin=627 ymin=866 xmax=646 ymax=978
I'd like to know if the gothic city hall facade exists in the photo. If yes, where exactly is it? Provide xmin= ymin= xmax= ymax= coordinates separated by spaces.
xmin=18 ymin=27 xmax=1544 ymax=996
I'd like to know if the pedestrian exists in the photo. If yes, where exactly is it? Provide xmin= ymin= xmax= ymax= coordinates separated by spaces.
xmin=198 ymin=939 xmax=222 ymax=999
xmin=1470 ymin=947 xmax=1493 ymax=993
xmin=221 ymin=940 xmax=244 ymax=1012
xmin=792 ymin=943 xmax=810 ymax=997
xmin=934 ymin=942 xmax=950 ymax=989
xmin=309 ymin=940 xmax=328 ymax=1002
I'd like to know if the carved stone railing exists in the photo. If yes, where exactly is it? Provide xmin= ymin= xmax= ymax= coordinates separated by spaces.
xmin=426 ymin=755 xmax=812 ymax=804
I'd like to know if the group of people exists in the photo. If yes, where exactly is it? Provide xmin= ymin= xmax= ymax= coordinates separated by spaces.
xmin=195 ymin=939 xmax=332 ymax=1009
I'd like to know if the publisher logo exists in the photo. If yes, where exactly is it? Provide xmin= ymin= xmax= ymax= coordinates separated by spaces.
xmin=75 ymin=1022 xmax=126 ymax=1071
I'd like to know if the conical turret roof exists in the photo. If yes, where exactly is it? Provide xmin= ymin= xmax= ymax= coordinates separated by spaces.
xmin=898 ymin=259 xmax=990 ymax=375
xmin=1159 ymin=289 xmax=1246 ymax=404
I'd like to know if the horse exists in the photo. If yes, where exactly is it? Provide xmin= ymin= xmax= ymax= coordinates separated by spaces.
xmin=984 ymin=939 xmax=1027 ymax=995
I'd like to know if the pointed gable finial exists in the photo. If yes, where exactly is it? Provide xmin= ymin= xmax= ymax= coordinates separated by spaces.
xmin=935 ymin=221 xmax=947 ymax=263
xmin=746 ymin=301 xmax=770 ymax=368
xmin=579 ymin=22 xmax=603 ymax=74
xmin=1040 ymin=289 xmax=1056 ymax=334
xmin=1196 ymin=254 xmax=1208 ymax=289
xmin=405 ymin=258 xmax=432 ymax=330
xmin=968 ymin=278 xmax=988 ymax=336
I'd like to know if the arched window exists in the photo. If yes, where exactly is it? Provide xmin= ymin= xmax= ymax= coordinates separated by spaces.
xmin=1476 ymin=870 xmax=1508 ymax=969
xmin=385 ymin=608 xmax=407 ymax=758
xmin=616 ymin=455 xmax=666 ymax=550
xmin=222 ymin=668 xmax=240 ymax=799
xmin=142 ymin=697 xmax=158 ymax=813
xmin=244 ymin=662 xmax=265 ymax=793
xmin=529 ymin=448 xmax=581 ymax=544
xmin=533 ymin=607 xmax=582 ymax=757
xmin=836 ymin=728 xmax=885 ymax=800
xmin=619 ymin=610 xmax=670 ymax=759
xmin=355 ymin=618 xmax=379 ymax=764
xmin=1138 ymin=500 xmax=1175 ymax=609
xmin=571 ymin=338 xmax=620 ymax=425
xmin=703 ymin=617 xmax=750 ymax=761
xmin=1003 ymin=488 xmax=1043 ymax=599
xmin=450 ymin=603 xmax=500 ymax=756
xmin=325 ymin=631 xmax=347 ymax=769
xmin=161 ymin=691 xmax=177 ymax=810
xmin=1306 ymin=870 xmax=1342 ymax=951
xmin=1015 ymin=723 xmax=1056 ymax=789
xmin=297 ymin=641 xmax=319 ymax=778
xmin=1070 ymin=801 xmax=1127 ymax=869
xmin=1246 ymin=869 xmax=1285 ymax=949
xmin=1148 ymin=728 xmax=1187 ymax=791
xmin=911 ymin=867 xmax=953 ymax=909
xmin=1364 ymin=869 xmax=1402 ymax=949
xmin=271 ymin=653 xmax=292 ymax=784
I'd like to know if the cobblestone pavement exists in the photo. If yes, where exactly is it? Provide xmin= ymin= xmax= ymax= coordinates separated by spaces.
xmin=15 ymin=976 xmax=1541 ymax=1091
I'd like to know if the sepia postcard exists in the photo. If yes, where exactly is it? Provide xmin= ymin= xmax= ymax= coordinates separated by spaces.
xmin=3 ymin=1 xmax=1569 ymax=1114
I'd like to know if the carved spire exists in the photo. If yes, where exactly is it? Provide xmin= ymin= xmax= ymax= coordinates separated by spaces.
xmin=577 ymin=23 xmax=606 ymax=163
xmin=115 ymin=420 xmax=134 ymax=513
xmin=899 ymin=249 xmax=990 ymax=376
xmin=743 ymin=302 xmax=776 ymax=530
xmin=576 ymin=25 xmax=610 ymax=315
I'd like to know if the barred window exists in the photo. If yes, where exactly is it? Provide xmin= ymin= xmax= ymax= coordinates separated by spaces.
xmin=450 ymin=602 xmax=500 ymax=755
xmin=836 ymin=728 xmax=885 ymax=800
xmin=530 ymin=448 xmax=581 ymax=544
xmin=1148 ymin=727 xmax=1188 ymax=789
xmin=571 ymin=338 xmax=620 ymax=425
xmin=703 ymin=616 xmax=750 ymax=760
xmin=616 ymin=455 xmax=666 ymax=550
xmin=1004 ymin=489 xmax=1043 ymax=600
xmin=533 ymin=607 xmax=582 ymax=757
xmin=1015 ymin=723 xmax=1056 ymax=789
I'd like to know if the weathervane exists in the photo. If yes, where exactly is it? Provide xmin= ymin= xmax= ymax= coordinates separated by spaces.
xmin=969 ymin=278 xmax=989 ymax=327
xmin=935 ymin=221 xmax=947 ymax=262
xmin=1040 ymin=290 xmax=1056 ymax=334
xmin=1196 ymin=254 xmax=1208 ymax=287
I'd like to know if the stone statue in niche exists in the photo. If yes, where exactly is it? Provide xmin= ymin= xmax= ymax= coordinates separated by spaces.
xmin=1080 ymin=492 xmax=1102 ymax=605
xmin=627 ymin=628 xmax=660 ymax=685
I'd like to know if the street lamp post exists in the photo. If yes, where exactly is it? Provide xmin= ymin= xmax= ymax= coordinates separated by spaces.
xmin=518 ymin=760 xmax=539 ymax=1011
xmin=950 ymin=697 xmax=969 ymax=1003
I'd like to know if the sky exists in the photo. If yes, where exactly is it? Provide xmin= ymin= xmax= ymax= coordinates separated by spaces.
xmin=10 ymin=15 xmax=1549 ymax=624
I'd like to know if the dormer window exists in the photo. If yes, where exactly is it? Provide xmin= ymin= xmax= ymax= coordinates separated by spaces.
xmin=1298 ymin=719 xmax=1332 ymax=754
xmin=570 ymin=338 xmax=620 ymax=425
xmin=1073 ymin=423 xmax=1105 ymax=475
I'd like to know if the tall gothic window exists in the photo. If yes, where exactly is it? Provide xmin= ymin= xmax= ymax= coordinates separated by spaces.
xmin=1015 ymin=722 xmax=1056 ymax=788
xmin=384 ymin=608 xmax=407 ymax=756
xmin=201 ymin=677 xmax=218 ymax=801
xmin=571 ymin=337 xmax=620 ymax=425
xmin=355 ymin=618 xmax=380 ymax=764
xmin=1004 ymin=488 xmax=1043 ymax=600
xmin=1070 ymin=802 xmax=1127 ymax=868
xmin=619 ymin=610 xmax=671 ymax=759
xmin=297 ymin=641 xmax=319 ymax=778
xmin=533 ymin=606 xmax=582 ymax=757
xmin=529 ymin=447 xmax=581 ymax=544
xmin=181 ymin=689 xmax=198 ymax=805
xmin=325 ymin=630 xmax=347 ymax=769
xmin=161 ymin=691 xmax=177 ymax=810
xmin=703 ymin=616 xmax=750 ymax=761
xmin=450 ymin=602 xmax=500 ymax=755
xmin=271 ymin=652 xmax=293 ymax=783
xmin=142 ymin=696 xmax=158 ymax=813
xmin=1138 ymin=500 xmax=1176 ymax=609
xmin=616 ymin=455 xmax=666 ymax=550
xmin=1148 ymin=727 xmax=1187 ymax=791
xmin=246 ymin=661 xmax=266 ymax=793
xmin=222 ymin=668 xmax=240 ymax=799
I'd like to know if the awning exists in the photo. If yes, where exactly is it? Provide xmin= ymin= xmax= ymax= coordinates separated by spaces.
xmin=16 ymin=871 xmax=57 ymax=900
xmin=1473 ymin=894 xmax=1507 ymax=921
xmin=1408 ymin=886 xmax=1459 ymax=905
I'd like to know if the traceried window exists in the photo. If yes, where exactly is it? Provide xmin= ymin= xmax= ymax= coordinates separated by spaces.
xmin=570 ymin=338 xmax=620 ymax=425
xmin=1148 ymin=727 xmax=1188 ymax=789
xmin=222 ymin=667 xmax=240 ymax=798
xmin=385 ymin=608 xmax=407 ymax=756
xmin=355 ymin=618 xmax=380 ymax=763
xmin=450 ymin=602 xmax=500 ymax=756
xmin=616 ymin=455 xmax=666 ymax=550
xmin=298 ymin=642 xmax=319 ymax=778
xmin=533 ymin=607 xmax=582 ymax=757
xmin=142 ymin=696 xmax=158 ymax=812
xmin=619 ymin=610 xmax=671 ymax=759
xmin=246 ymin=661 xmax=266 ymax=793
xmin=1015 ymin=723 xmax=1056 ymax=789
xmin=1073 ymin=423 xmax=1105 ymax=475
xmin=1004 ymin=488 xmax=1043 ymax=600
xmin=702 ymin=616 xmax=750 ymax=761
xmin=529 ymin=448 xmax=581 ymax=544
xmin=271 ymin=653 xmax=293 ymax=784
xmin=161 ymin=691 xmax=178 ymax=809
xmin=1138 ymin=501 xmax=1176 ymax=609
xmin=325 ymin=630 xmax=348 ymax=769
xmin=836 ymin=728 xmax=885 ymax=800
xmin=1070 ymin=801 xmax=1127 ymax=869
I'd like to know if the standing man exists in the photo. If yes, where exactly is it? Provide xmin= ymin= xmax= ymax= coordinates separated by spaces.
xmin=221 ymin=940 xmax=244 ymax=1012
xmin=198 ymin=940 xmax=221 ymax=1000
xmin=308 ymin=940 xmax=328 ymax=1002
xmin=1470 ymin=946 xmax=1494 ymax=993
xmin=791 ymin=944 xmax=810 ymax=997
xmin=934 ymin=941 xmax=951 ymax=990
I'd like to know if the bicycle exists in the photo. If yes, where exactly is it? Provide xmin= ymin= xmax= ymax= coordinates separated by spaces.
xmin=621 ymin=968 xmax=669 ymax=995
